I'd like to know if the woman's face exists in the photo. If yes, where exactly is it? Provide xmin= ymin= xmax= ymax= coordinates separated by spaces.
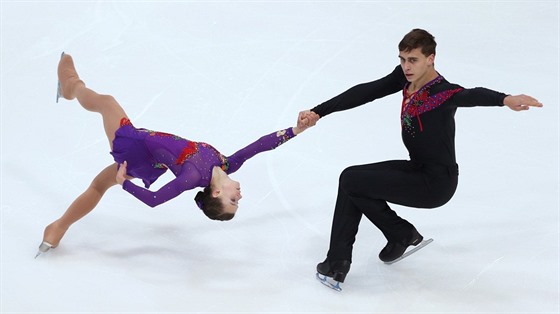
xmin=217 ymin=177 xmax=242 ymax=215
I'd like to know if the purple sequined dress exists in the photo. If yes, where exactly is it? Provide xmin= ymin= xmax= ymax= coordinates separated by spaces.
xmin=111 ymin=118 xmax=295 ymax=207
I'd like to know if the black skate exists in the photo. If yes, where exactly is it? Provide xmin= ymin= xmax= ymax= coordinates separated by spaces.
xmin=315 ymin=259 xmax=351 ymax=291
xmin=379 ymin=227 xmax=432 ymax=264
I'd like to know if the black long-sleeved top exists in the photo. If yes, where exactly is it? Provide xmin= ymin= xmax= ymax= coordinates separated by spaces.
xmin=311 ymin=65 xmax=507 ymax=166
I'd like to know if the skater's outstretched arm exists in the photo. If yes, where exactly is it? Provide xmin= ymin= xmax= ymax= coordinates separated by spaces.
xmin=225 ymin=115 xmax=313 ymax=174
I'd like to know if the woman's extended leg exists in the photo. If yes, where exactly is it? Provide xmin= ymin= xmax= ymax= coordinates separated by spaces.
xmin=40 ymin=163 xmax=119 ymax=251
xmin=58 ymin=53 xmax=128 ymax=149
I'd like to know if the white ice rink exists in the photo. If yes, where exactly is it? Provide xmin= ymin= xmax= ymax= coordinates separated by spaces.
xmin=1 ymin=1 xmax=559 ymax=313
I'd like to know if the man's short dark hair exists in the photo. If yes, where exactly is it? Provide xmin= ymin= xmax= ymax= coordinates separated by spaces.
xmin=398 ymin=29 xmax=436 ymax=56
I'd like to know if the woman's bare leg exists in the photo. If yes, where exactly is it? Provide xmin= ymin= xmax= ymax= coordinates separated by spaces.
xmin=41 ymin=163 xmax=119 ymax=249
xmin=58 ymin=53 xmax=128 ymax=149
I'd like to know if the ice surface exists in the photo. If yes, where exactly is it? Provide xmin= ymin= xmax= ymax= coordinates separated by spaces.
xmin=1 ymin=1 xmax=558 ymax=313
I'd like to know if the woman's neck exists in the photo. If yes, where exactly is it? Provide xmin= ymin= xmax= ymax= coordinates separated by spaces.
xmin=210 ymin=166 xmax=225 ymax=187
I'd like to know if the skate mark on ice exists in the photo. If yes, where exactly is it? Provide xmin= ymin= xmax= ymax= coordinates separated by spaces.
xmin=466 ymin=256 xmax=504 ymax=289
xmin=133 ymin=88 xmax=168 ymax=123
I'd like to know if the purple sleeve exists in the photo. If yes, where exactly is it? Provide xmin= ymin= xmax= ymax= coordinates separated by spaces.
xmin=122 ymin=162 xmax=202 ymax=208
xmin=227 ymin=127 xmax=296 ymax=174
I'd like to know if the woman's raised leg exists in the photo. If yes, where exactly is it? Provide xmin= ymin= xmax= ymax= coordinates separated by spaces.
xmin=58 ymin=53 xmax=128 ymax=149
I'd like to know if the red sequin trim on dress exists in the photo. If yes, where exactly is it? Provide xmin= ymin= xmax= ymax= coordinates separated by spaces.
xmin=120 ymin=117 xmax=132 ymax=126
xmin=175 ymin=141 xmax=198 ymax=165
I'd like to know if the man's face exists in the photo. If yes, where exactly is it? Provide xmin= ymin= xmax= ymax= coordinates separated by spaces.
xmin=399 ymin=48 xmax=435 ymax=84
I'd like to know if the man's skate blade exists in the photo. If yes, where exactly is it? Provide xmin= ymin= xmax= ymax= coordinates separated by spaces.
xmin=384 ymin=238 xmax=433 ymax=265
xmin=316 ymin=273 xmax=342 ymax=292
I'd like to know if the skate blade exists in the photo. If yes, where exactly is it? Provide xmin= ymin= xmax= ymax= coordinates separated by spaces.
xmin=384 ymin=238 xmax=434 ymax=265
xmin=56 ymin=81 xmax=61 ymax=103
xmin=316 ymin=273 xmax=342 ymax=292
xmin=35 ymin=241 xmax=54 ymax=259
xmin=55 ymin=52 xmax=65 ymax=103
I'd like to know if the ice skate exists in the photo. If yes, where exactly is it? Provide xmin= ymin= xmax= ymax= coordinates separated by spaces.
xmin=379 ymin=227 xmax=432 ymax=264
xmin=35 ymin=222 xmax=66 ymax=258
xmin=383 ymin=238 xmax=433 ymax=265
xmin=56 ymin=52 xmax=84 ymax=103
xmin=34 ymin=241 xmax=54 ymax=258
xmin=315 ymin=259 xmax=351 ymax=291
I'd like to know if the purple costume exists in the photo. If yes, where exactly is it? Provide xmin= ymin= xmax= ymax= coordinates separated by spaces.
xmin=111 ymin=118 xmax=296 ymax=207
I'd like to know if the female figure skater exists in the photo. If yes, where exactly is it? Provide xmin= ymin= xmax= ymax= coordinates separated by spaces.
xmin=37 ymin=53 xmax=311 ymax=257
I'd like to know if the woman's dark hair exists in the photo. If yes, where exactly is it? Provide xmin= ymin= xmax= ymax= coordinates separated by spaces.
xmin=194 ymin=186 xmax=235 ymax=221
xmin=398 ymin=28 xmax=436 ymax=57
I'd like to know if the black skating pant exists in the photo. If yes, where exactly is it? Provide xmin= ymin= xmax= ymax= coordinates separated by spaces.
xmin=326 ymin=160 xmax=459 ymax=262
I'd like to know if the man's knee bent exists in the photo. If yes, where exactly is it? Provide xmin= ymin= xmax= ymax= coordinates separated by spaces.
xmin=339 ymin=166 xmax=363 ymax=192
